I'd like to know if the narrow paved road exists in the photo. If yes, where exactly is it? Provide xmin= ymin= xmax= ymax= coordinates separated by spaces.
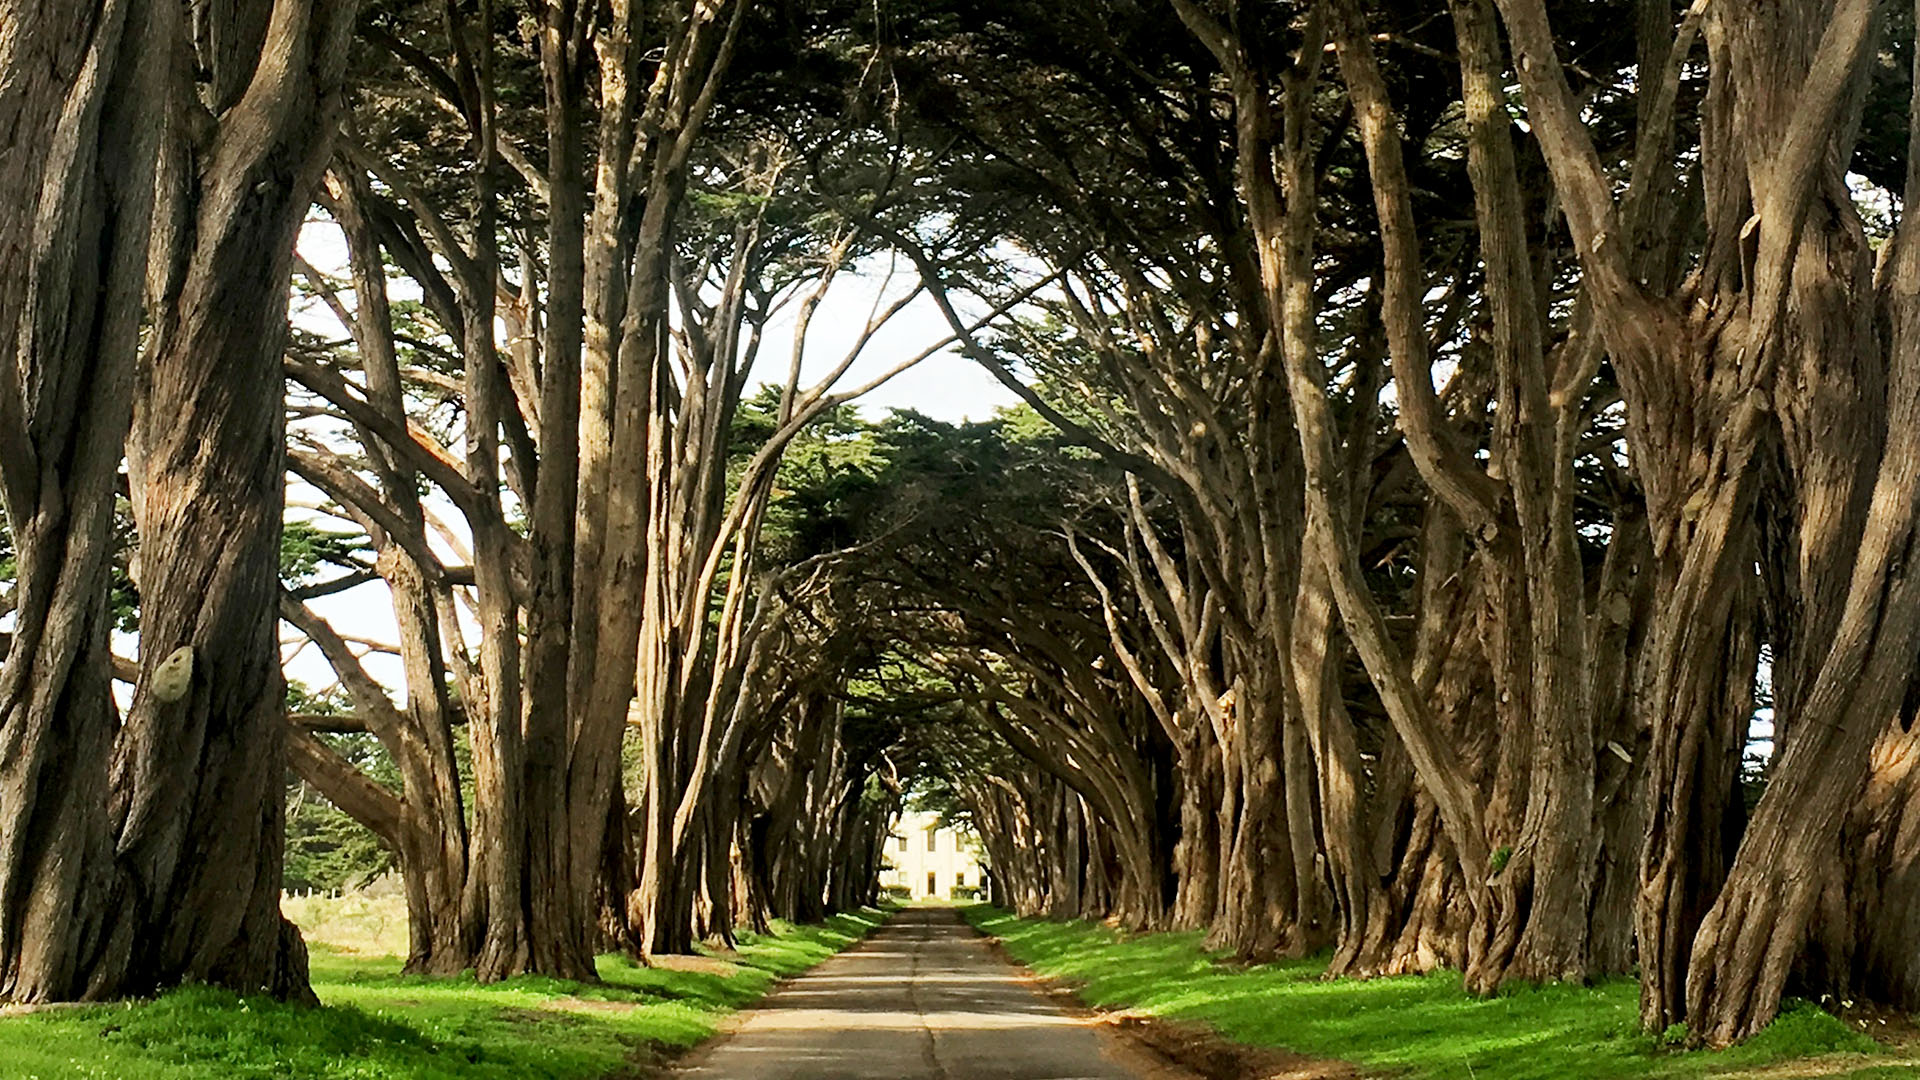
xmin=670 ymin=906 xmax=1179 ymax=1080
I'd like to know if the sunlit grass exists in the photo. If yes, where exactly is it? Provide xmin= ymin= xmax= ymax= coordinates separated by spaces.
xmin=0 ymin=906 xmax=890 ymax=1079
xmin=282 ymin=892 xmax=411 ymax=958
xmin=963 ymin=905 xmax=1918 ymax=1080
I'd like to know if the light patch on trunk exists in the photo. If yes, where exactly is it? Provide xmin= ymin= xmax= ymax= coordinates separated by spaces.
xmin=152 ymin=646 xmax=194 ymax=704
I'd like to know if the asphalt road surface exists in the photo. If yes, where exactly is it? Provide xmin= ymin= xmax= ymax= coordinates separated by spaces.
xmin=670 ymin=906 xmax=1181 ymax=1080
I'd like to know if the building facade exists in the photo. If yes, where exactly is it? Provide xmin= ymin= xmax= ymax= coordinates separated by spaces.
xmin=878 ymin=810 xmax=985 ymax=899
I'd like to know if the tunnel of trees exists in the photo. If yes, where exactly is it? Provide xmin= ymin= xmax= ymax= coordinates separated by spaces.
xmin=3 ymin=0 xmax=1920 ymax=1051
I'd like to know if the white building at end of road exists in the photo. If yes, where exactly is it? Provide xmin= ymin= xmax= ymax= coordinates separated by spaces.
xmin=879 ymin=810 xmax=985 ymax=900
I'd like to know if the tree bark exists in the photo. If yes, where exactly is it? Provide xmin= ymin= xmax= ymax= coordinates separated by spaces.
xmin=1493 ymin=0 xmax=1917 ymax=1039
xmin=0 ymin=0 xmax=165 ymax=1003
xmin=119 ymin=0 xmax=359 ymax=1004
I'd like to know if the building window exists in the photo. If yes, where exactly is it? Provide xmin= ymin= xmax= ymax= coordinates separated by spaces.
xmin=927 ymin=871 xmax=937 ymax=896
xmin=897 ymin=835 xmax=907 ymax=852
xmin=956 ymin=871 xmax=966 ymax=888
xmin=926 ymin=827 xmax=937 ymax=852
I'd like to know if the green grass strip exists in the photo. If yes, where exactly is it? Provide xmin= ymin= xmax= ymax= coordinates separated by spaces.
xmin=0 ymin=907 xmax=891 ymax=1080
xmin=962 ymin=904 xmax=1919 ymax=1080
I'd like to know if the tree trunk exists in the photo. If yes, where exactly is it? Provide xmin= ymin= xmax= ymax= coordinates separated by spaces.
xmin=1684 ymin=188 xmax=1920 ymax=1044
xmin=1172 ymin=727 xmax=1223 ymax=931
xmin=0 ymin=0 xmax=165 ymax=1003
xmin=520 ymin=0 xmax=591 ymax=984
xmin=298 ymin=170 xmax=477 ymax=976
xmin=1490 ymin=0 xmax=1895 ymax=1039
xmin=280 ymin=596 xmax=472 ymax=975
xmin=119 ymin=0 xmax=358 ymax=1003
xmin=1843 ymin=718 xmax=1920 ymax=1006
xmin=1586 ymin=503 xmax=1656 ymax=975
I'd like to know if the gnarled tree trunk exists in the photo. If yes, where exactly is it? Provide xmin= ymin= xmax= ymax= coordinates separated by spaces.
xmin=1 ymin=0 xmax=354 ymax=1005
xmin=121 ymin=0 xmax=358 ymax=1003
xmin=0 ymin=0 xmax=165 ymax=1004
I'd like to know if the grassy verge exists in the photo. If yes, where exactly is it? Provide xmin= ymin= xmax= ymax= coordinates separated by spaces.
xmin=0 ymin=904 xmax=891 ymax=1080
xmin=963 ymin=905 xmax=1920 ymax=1080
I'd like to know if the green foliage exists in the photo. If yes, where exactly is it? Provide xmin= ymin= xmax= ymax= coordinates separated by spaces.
xmin=0 ymin=506 xmax=13 ymax=592
xmin=0 ymin=907 xmax=892 ymax=1079
xmin=1851 ymin=1 xmax=1914 ymax=202
xmin=685 ymin=187 xmax=773 ymax=220
xmin=107 ymin=497 xmax=140 ymax=632
xmin=1489 ymin=845 xmax=1513 ymax=875
xmin=284 ymin=683 xmax=399 ymax=894
xmin=281 ymin=520 xmax=373 ymax=587
xmin=962 ymin=906 xmax=1907 ymax=1080
xmin=284 ymin=781 xmax=394 ymax=895
xmin=1754 ymin=1000 xmax=1894 ymax=1059
xmin=287 ymin=680 xmax=353 ymax=720
xmin=729 ymin=386 xmax=888 ymax=566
